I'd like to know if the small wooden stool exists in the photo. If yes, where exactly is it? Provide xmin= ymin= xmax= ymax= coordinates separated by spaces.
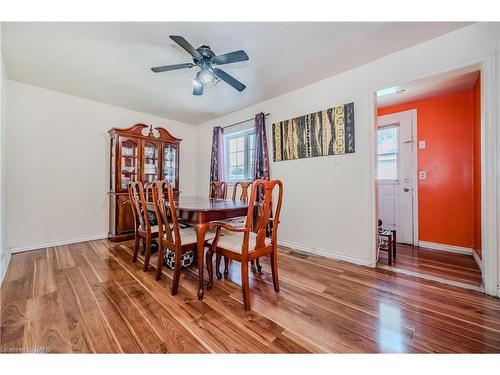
xmin=378 ymin=229 xmax=397 ymax=265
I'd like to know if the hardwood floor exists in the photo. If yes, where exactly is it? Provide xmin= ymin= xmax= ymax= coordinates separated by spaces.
xmin=1 ymin=239 xmax=500 ymax=353
xmin=377 ymin=244 xmax=482 ymax=288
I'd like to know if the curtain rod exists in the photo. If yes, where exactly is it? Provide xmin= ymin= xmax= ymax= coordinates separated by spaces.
xmin=221 ymin=113 xmax=271 ymax=129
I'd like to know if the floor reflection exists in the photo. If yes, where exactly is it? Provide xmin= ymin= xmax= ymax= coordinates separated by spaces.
xmin=378 ymin=301 xmax=406 ymax=353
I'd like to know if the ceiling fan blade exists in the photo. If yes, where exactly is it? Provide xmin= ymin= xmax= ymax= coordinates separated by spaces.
xmin=212 ymin=50 xmax=249 ymax=65
xmin=151 ymin=63 xmax=195 ymax=72
xmin=213 ymin=68 xmax=246 ymax=92
xmin=169 ymin=35 xmax=203 ymax=60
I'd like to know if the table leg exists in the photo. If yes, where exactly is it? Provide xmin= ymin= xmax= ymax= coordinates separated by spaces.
xmin=194 ymin=223 xmax=208 ymax=301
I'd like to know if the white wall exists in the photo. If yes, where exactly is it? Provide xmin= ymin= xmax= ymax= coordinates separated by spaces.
xmin=496 ymin=26 xmax=500 ymax=295
xmin=1 ymin=23 xmax=11 ymax=283
xmin=196 ymin=22 xmax=500 ymax=267
xmin=5 ymin=80 xmax=197 ymax=252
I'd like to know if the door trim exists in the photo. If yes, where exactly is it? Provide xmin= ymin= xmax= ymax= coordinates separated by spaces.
xmin=377 ymin=109 xmax=418 ymax=246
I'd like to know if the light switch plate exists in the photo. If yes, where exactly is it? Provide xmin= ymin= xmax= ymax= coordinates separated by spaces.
xmin=419 ymin=171 xmax=427 ymax=180
xmin=419 ymin=140 xmax=426 ymax=149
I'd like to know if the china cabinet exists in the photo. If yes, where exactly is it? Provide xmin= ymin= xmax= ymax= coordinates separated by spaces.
xmin=108 ymin=123 xmax=181 ymax=241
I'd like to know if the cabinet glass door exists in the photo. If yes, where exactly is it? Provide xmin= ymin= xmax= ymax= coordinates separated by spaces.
xmin=144 ymin=142 xmax=159 ymax=184
xmin=120 ymin=138 xmax=138 ymax=190
xmin=163 ymin=145 xmax=177 ymax=189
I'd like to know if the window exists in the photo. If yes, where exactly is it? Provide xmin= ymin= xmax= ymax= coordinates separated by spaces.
xmin=377 ymin=125 xmax=399 ymax=181
xmin=224 ymin=129 xmax=255 ymax=181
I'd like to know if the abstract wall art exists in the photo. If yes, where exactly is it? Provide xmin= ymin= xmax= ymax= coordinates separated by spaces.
xmin=272 ymin=102 xmax=355 ymax=162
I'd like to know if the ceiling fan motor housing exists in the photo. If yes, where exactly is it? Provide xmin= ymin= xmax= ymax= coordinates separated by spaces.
xmin=195 ymin=45 xmax=215 ymax=62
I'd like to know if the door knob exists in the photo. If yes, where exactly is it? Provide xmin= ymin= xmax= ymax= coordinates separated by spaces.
xmin=403 ymin=188 xmax=410 ymax=192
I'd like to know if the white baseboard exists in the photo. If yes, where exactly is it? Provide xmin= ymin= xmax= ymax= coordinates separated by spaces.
xmin=9 ymin=233 xmax=108 ymax=254
xmin=0 ymin=250 xmax=12 ymax=286
xmin=472 ymin=249 xmax=483 ymax=271
xmin=278 ymin=239 xmax=375 ymax=267
xmin=418 ymin=241 xmax=473 ymax=255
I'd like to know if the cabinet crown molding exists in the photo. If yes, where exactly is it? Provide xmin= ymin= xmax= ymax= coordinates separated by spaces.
xmin=108 ymin=123 xmax=182 ymax=144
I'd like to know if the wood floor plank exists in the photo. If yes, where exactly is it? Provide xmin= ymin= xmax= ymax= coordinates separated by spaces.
xmin=1 ymin=277 xmax=32 ymax=327
xmin=267 ymin=332 xmax=314 ymax=353
xmin=32 ymin=255 xmax=57 ymax=298
xmin=1 ymin=239 xmax=499 ymax=353
xmin=55 ymin=271 xmax=93 ymax=353
xmin=23 ymin=292 xmax=72 ymax=353
xmin=0 ymin=323 xmax=25 ymax=352
xmin=62 ymin=267 xmax=122 ymax=353
xmin=54 ymin=245 xmax=76 ymax=270
xmin=3 ymin=250 xmax=44 ymax=284
xmin=100 ymin=280 xmax=168 ymax=353
xmin=109 ymin=277 xmax=208 ymax=353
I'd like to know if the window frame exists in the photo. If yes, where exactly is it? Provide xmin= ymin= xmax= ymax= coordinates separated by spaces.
xmin=376 ymin=123 xmax=400 ymax=184
xmin=224 ymin=129 xmax=255 ymax=182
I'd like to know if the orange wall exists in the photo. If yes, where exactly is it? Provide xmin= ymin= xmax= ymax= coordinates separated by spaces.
xmin=472 ymin=76 xmax=482 ymax=258
xmin=378 ymin=90 xmax=477 ymax=249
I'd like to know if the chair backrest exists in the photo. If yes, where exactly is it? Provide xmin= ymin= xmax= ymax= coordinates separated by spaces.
xmin=151 ymin=180 xmax=180 ymax=250
xmin=232 ymin=181 xmax=253 ymax=203
xmin=209 ymin=181 xmax=228 ymax=199
xmin=128 ymin=181 xmax=152 ymax=232
xmin=144 ymin=183 xmax=153 ymax=202
xmin=243 ymin=179 xmax=283 ymax=250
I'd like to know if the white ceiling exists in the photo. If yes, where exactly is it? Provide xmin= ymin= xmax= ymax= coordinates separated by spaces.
xmin=377 ymin=68 xmax=480 ymax=107
xmin=2 ymin=22 xmax=471 ymax=124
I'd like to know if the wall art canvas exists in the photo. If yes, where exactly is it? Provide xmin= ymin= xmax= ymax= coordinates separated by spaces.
xmin=272 ymin=102 xmax=355 ymax=162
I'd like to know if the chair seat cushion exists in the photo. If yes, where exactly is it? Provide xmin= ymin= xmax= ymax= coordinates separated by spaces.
xmin=140 ymin=225 xmax=159 ymax=233
xmin=208 ymin=230 xmax=271 ymax=254
xmin=163 ymin=227 xmax=215 ymax=245
xmin=220 ymin=216 xmax=246 ymax=228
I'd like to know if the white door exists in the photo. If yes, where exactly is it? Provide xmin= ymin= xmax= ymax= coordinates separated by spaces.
xmin=377 ymin=110 xmax=417 ymax=245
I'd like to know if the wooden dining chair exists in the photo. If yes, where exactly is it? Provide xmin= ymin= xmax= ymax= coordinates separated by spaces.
xmin=217 ymin=181 xmax=259 ymax=279
xmin=152 ymin=180 xmax=214 ymax=294
xmin=207 ymin=179 xmax=284 ymax=310
xmin=209 ymin=181 xmax=228 ymax=199
xmin=128 ymin=181 xmax=159 ymax=271
xmin=231 ymin=181 xmax=253 ymax=202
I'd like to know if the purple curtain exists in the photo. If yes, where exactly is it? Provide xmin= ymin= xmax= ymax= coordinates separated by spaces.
xmin=253 ymin=112 xmax=272 ymax=237
xmin=253 ymin=112 xmax=270 ymax=181
xmin=210 ymin=126 xmax=224 ymax=185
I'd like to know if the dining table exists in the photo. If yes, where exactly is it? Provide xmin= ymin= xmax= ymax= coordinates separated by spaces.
xmin=146 ymin=196 xmax=248 ymax=300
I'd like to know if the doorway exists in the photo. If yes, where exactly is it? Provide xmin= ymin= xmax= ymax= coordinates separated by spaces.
xmin=375 ymin=68 xmax=483 ymax=291
xmin=377 ymin=109 xmax=417 ymax=246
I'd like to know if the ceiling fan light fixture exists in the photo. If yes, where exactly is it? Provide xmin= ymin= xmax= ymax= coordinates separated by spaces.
xmin=193 ymin=77 xmax=203 ymax=88
xmin=200 ymin=69 xmax=214 ymax=84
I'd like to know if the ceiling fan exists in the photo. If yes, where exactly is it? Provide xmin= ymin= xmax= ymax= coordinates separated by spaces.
xmin=151 ymin=35 xmax=249 ymax=96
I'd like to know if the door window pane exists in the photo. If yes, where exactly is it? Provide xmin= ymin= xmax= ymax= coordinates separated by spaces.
xmin=377 ymin=126 xmax=398 ymax=181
